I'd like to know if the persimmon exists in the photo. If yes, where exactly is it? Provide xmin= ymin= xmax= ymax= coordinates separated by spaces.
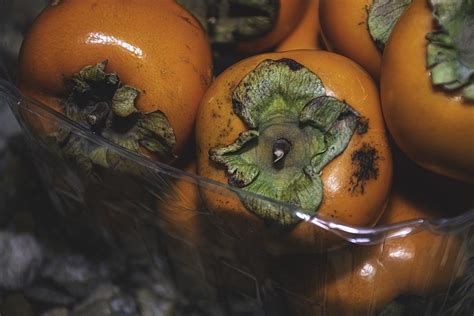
xmin=276 ymin=0 xmax=322 ymax=52
xmin=267 ymin=154 xmax=473 ymax=315
xmin=178 ymin=0 xmax=308 ymax=53
xmin=268 ymin=185 xmax=471 ymax=315
xmin=319 ymin=0 xmax=412 ymax=80
xmin=17 ymin=0 xmax=213 ymax=171
xmin=381 ymin=0 xmax=474 ymax=183
xmin=196 ymin=51 xmax=392 ymax=254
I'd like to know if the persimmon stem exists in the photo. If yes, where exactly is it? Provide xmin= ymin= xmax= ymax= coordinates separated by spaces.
xmin=273 ymin=138 xmax=291 ymax=166
xmin=86 ymin=102 xmax=109 ymax=127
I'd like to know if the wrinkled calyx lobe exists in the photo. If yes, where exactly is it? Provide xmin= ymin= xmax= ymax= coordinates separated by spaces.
xmin=177 ymin=0 xmax=279 ymax=45
xmin=210 ymin=59 xmax=360 ymax=226
xmin=58 ymin=61 xmax=176 ymax=175
xmin=427 ymin=0 xmax=474 ymax=101
xmin=368 ymin=0 xmax=413 ymax=51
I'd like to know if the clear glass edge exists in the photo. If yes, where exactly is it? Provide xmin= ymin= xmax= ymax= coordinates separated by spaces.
xmin=0 ymin=78 xmax=472 ymax=245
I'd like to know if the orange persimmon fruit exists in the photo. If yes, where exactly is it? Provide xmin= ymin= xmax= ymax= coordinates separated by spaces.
xmin=18 ymin=0 xmax=213 ymax=165
xmin=381 ymin=0 xmax=474 ymax=183
xmin=196 ymin=50 xmax=392 ymax=254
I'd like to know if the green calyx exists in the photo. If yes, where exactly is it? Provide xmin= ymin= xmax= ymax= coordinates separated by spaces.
xmin=177 ymin=0 xmax=279 ymax=45
xmin=427 ymin=0 xmax=474 ymax=100
xmin=368 ymin=0 xmax=413 ymax=50
xmin=210 ymin=59 xmax=360 ymax=226
xmin=58 ymin=61 xmax=176 ymax=176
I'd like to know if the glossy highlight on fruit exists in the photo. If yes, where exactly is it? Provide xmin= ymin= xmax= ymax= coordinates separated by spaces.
xmin=18 ymin=0 xmax=213 ymax=171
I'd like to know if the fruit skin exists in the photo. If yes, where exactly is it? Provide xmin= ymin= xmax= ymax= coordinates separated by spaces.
xmin=17 ymin=0 xmax=213 ymax=154
xmin=319 ymin=0 xmax=382 ymax=80
xmin=268 ymin=189 xmax=470 ymax=315
xmin=276 ymin=0 xmax=321 ymax=51
xmin=267 ymin=158 xmax=473 ymax=315
xmin=237 ymin=0 xmax=309 ymax=53
xmin=156 ymin=160 xmax=203 ymax=245
xmin=381 ymin=0 xmax=474 ymax=183
xmin=195 ymin=50 xmax=392 ymax=254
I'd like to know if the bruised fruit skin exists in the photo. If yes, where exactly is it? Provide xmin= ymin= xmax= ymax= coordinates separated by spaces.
xmin=268 ymin=188 xmax=470 ymax=315
xmin=381 ymin=0 xmax=474 ymax=183
xmin=196 ymin=51 xmax=392 ymax=254
xmin=320 ymin=0 xmax=412 ymax=80
xmin=17 ymin=0 xmax=213 ymax=162
xmin=276 ymin=0 xmax=322 ymax=51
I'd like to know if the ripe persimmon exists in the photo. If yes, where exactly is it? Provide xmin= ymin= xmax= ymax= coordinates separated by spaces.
xmin=196 ymin=50 xmax=392 ymax=254
xmin=320 ymin=0 xmax=412 ymax=80
xmin=268 ymin=185 xmax=471 ymax=315
xmin=18 ymin=0 xmax=213 ymax=168
xmin=381 ymin=0 xmax=474 ymax=183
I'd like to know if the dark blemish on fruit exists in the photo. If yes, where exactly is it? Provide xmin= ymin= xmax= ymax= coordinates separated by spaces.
xmin=228 ymin=173 xmax=246 ymax=188
xmin=233 ymin=99 xmax=244 ymax=114
xmin=349 ymin=143 xmax=380 ymax=195
xmin=356 ymin=117 xmax=369 ymax=135
xmin=211 ymin=110 xmax=221 ymax=119
xmin=276 ymin=58 xmax=304 ymax=71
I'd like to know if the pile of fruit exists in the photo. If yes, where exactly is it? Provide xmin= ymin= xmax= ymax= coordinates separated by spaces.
xmin=14 ymin=0 xmax=473 ymax=315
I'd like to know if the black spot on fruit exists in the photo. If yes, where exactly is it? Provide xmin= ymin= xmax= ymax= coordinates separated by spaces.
xmin=349 ymin=143 xmax=380 ymax=194
xmin=276 ymin=58 xmax=304 ymax=71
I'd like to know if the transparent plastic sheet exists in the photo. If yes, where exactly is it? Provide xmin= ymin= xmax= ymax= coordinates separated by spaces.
xmin=1 ymin=3 xmax=473 ymax=315
xmin=0 ymin=77 xmax=473 ymax=315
